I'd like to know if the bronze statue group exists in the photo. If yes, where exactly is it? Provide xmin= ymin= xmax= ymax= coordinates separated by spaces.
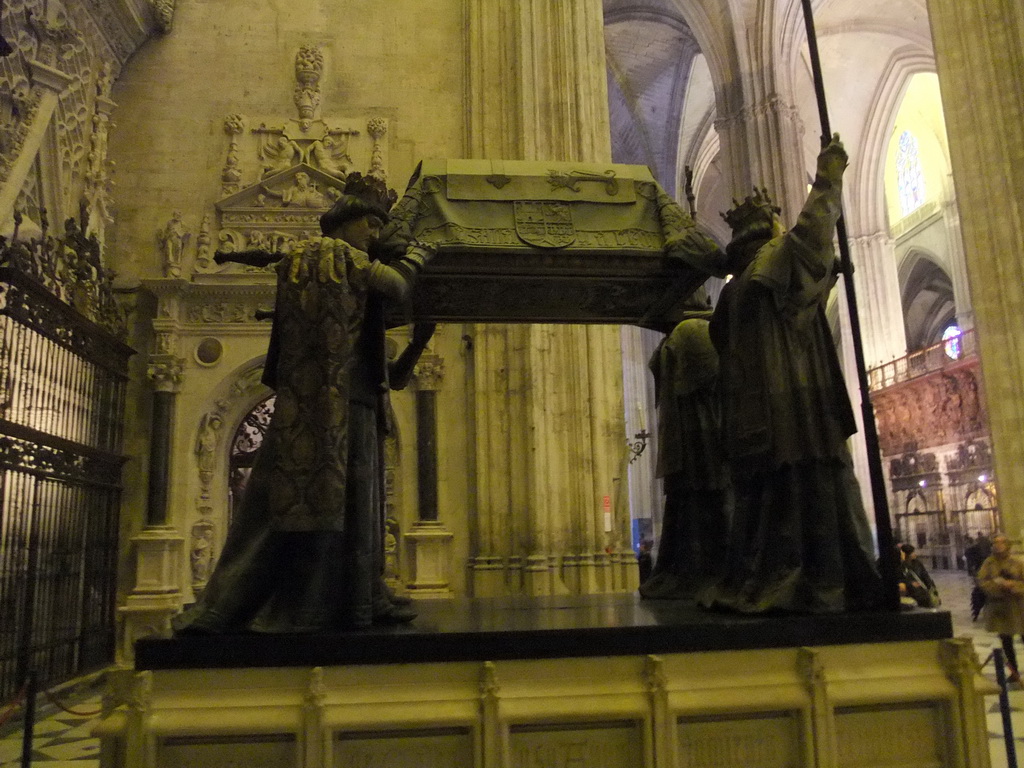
xmin=177 ymin=134 xmax=886 ymax=635
xmin=641 ymin=134 xmax=885 ymax=613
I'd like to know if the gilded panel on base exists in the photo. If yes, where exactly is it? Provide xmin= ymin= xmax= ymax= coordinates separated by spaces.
xmin=509 ymin=720 xmax=642 ymax=768
xmin=159 ymin=733 xmax=296 ymax=768
xmin=334 ymin=727 xmax=474 ymax=768
xmin=835 ymin=701 xmax=949 ymax=768
xmin=677 ymin=711 xmax=803 ymax=768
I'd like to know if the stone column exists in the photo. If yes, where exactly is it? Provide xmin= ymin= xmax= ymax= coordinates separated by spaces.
xmin=941 ymin=194 xmax=973 ymax=332
xmin=405 ymin=354 xmax=455 ymax=596
xmin=117 ymin=331 xmax=185 ymax=661
xmin=925 ymin=0 xmax=1024 ymax=536
xmin=465 ymin=0 xmax=628 ymax=596
xmin=847 ymin=230 xmax=906 ymax=368
xmin=715 ymin=93 xmax=807 ymax=221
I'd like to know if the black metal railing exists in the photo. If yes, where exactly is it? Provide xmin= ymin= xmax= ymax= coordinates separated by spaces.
xmin=0 ymin=218 xmax=131 ymax=703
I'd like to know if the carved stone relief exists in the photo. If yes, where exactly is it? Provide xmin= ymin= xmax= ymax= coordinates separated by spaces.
xmin=872 ymin=361 xmax=987 ymax=456
xmin=190 ymin=45 xmax=390 ymax=276
xmin=0 ymin=0 xmax=148 ymax=258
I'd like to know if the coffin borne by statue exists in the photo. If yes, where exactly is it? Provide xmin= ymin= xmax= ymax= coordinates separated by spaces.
xmin=382 ymin=159 xmax=720 ymax=327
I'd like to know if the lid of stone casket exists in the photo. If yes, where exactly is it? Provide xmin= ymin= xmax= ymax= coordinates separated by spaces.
xmin=406 ymin=159 xmax=666 ymax=253
xmin=438 ymin=158 xmax=646 ymax=203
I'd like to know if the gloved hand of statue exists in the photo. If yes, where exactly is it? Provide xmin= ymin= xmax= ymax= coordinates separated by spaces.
xmin=412 ymin=322 xmax=437 ymax=347
xmin=817 ymin=133 xmax=848 ymax=179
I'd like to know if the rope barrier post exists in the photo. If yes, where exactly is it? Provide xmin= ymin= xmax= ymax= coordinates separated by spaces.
xmin=994 ymin=648 xmax=1019 ymax=768
xmin=20 ymin=669 xmax=36 ymax=768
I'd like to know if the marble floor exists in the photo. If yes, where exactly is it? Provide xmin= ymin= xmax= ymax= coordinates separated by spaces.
xmin=0 ymin=568 xmax=1021 ymax=767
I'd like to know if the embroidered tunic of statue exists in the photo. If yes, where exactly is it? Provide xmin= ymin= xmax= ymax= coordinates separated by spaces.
xmin=704 ymin=135 xmax=882 ymax=613
xmin=175 ymin=173 xmax=434 ymax=632
xmin=640 ymin=288 xmax=730 ymax=600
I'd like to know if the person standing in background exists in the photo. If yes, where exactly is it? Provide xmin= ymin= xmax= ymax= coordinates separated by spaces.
xmin=978 ymin=534 xmax=1024 ymax=683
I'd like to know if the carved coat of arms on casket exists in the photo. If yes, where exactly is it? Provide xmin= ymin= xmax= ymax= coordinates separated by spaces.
xmin=513 ymin=201 xmax=577 ymax=248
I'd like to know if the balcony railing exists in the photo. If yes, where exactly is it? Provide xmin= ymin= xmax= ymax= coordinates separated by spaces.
xmin=868 ymin=329 xmax=977 ymax=392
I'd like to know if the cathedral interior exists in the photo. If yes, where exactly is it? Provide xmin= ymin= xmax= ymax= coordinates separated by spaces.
xmin=0 ymin=0 xmax=1022 ymax=765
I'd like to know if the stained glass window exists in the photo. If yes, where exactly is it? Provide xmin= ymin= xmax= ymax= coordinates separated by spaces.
xmin=942 ymin=323 xmax=962 ymax=360
xmin=896 ymin=130 xmax=926 ymax=215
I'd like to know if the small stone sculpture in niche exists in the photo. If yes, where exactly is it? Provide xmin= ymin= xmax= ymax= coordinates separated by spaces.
xmin=190 ymin=520 xmax=215 ymax=589
xmin=157 ymin=211 xmax=189 ymax=277
xmin=195 ymin=412 xmax=223 ymax=494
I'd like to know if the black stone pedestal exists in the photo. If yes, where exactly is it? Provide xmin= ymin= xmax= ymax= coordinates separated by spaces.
xmin=135 ymin=594 xmax=952 ymax=670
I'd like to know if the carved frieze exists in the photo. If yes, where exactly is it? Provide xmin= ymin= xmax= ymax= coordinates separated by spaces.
xmin=185 ymin=301 xmax=263 ymax=324
xmin=871 ymin=361 xmax=987 ymax=456
xmin=192 ymin=46 xmax=391 ymax=276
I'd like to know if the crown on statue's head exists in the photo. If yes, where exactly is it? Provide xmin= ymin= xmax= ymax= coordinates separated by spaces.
xmin=320 ymin=172 xmax=399 ymax=235
xmin=342 ymin=172 xmax=398 ymax=217
xmin=720 ymin=187 xmax=781 ymax=232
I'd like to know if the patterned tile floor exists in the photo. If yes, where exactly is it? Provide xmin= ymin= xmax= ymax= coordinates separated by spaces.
xmin=0 ymin=570 xmax=1020 ymax=767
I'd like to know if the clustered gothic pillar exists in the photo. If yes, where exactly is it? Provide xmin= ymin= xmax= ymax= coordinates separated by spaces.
xmin=847 ymin=230 xmax=907 ymax=368
xmin=926 ymin=0 xmax=1024 ymax=536
xmin=465 ymin=0 xmax=632 ymax=597
xmin=940 ymin=194 xmax=973 ymax=333
xmin=715 ymin=92 xmax=807 ymax=220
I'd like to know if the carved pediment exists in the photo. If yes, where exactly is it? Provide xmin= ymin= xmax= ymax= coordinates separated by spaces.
xmin=211 ymin=164 xmax=345 ymax=264
xmin=190 ymin=45 xmax=391 ymax=278
xmin=217 ymin=163 xmax=343 ymax=215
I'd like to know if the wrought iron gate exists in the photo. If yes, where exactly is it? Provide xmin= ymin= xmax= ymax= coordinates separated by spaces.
xmin=0 ymin=221 xmax=132 ymax=702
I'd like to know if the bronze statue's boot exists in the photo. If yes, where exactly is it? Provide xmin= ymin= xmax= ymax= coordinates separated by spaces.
xmin=345 ymin=550 xmax=375 ymax=629
xmin=372 ymin=580 xmax=416 ymax=623
xmin=372 ymin=602 xmax=417 ymax=624
xmin=382 ymin=580 xmax=413 ymax=606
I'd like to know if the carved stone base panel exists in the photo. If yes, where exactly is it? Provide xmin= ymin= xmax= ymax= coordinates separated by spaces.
xmin=405 ymin=520 xmax=455 ymax=596
xmin=117 ymin=526 xmax=184 ymax=663
xmin=103 ymin=639 xmax=990 ymax=768
xmin=117 ymin=597 xmax=180 ymax=666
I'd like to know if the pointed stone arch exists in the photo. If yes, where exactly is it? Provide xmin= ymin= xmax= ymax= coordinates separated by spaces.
xmin=898 ymin=249 xmax=955 ymax=352
xmin=847 ymin=48 xmax=937 ymax=237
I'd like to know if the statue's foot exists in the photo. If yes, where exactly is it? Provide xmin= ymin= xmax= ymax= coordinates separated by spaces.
xmin=383 ymin=583 xmax=413 ymax=606
xmin=373 ymin=602 xmax=417 ymax=624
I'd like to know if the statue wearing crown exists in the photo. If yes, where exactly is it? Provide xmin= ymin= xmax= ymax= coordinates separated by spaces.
xmin=175 ymin=173 xmax=435 ymax=633
xmin=703 ymin=134 xmax=883 ymax=614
